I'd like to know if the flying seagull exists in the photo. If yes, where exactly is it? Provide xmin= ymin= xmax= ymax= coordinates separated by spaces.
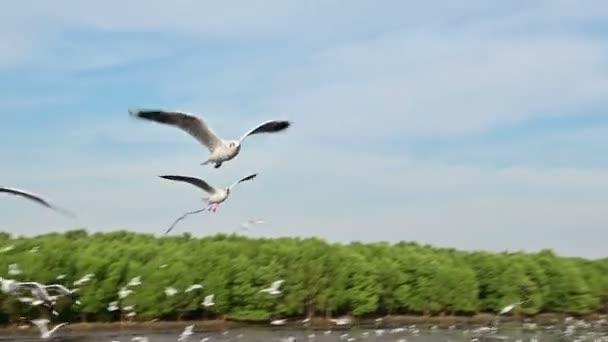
xmin=0 ymin=187 xmax=76 ymax=218
xmin=129 ymin=109 xmax=291 ymax=168
xmin=161 ymin=173 xmax=257 ymax=234
xmin=260 ymin=280 xmax=284 ymax=295
xmin=499 ymin=299 xmax=530 ymax=315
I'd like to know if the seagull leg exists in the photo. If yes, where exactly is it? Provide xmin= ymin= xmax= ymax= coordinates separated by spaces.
xmin=214 ymin=162 xmax=222 ymax=169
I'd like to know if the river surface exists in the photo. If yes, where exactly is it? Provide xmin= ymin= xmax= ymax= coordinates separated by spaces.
xmin=1 ymin=326 xmax=607 ymax=342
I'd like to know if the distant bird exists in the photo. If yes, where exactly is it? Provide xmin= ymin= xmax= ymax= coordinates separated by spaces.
xmin=240 ymin=218 xmax=265 ymax=232
xmin=201 ymin=294 xmax=215 ymax=307
xmin=179 ymin=325 xmax=195 ymax=342
xmin=123 ymin=304 xmax=136 ymax=312
xmin=129 ymin=109 xmax=291 ymax=169
xmin=271 ymin=319 xmax=287 ymax=326
xmin=56 ymin=274 xmax=67 ymax=280
xmin=0 ymin=187 xmax=76 ymax=218
xmin=107 ymin=301 xmax=119 ymax=312
xmin=8 ymin=263 xmax=21 ymax=275
xmin=126 ymin=311 xmax=137 ymax=318
xmin=260 ymin=280 xmax=284 ymax=295
xmin=31 ymin=319 xmax=67 ymax=339
xmin=165 ymin=287 xmax=178 ymax=297
xmin=161 ymin=173 xmax=258 ymax=234
xmin=118 ymin=286 xmax=133 ymax=299
xmin=73 ymin=273 xmax=94 ymax=287
xmin=29 ymin=246 xmax=40 ymax=253
xmin=185 ymin=284 xmax=203 ymax=293
xmin=127 ymin=276 xmax=142 ymax=287
xmin=499 ymin=299 xmax=530 ymax=315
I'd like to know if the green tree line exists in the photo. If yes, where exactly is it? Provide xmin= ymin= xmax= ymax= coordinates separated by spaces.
xmin=0 ymin=230 xmax=606 ymax=323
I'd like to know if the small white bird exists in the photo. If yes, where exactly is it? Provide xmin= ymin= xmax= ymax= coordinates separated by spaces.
xmin=160 ymin=264 xmax=168 ymax=269
xmin=499 ymin=299 xmax=530 ymax=315
xmin=118 ymin=286 xmax=133 ymax=299
xmin=270 ymin=319 xmax=287 ymax=326
xmin=260 ymin=280 xmax=284 ymax=295
xmin=132 ymin=337 xmax=149 ymax=342
xmin=185 ymin=284 xmax=204 ymax=293
xmin=165 ymin=287 xmax=178 ymax=297
xmin=123 ymin=305 xmax=136 ymax=312
xmin=8 ymin=263 xmax=22 ymax=275
xmin=129 ymin=109 xmax=291 ymax=169
xmin=127 ymin=276 xmax=142 ymax=287
xmin=73 ymin=273 xmax=94 ymax=287
xmin=31 ymin=319 xmax=68 ymax=339
xmin=107 ymin=301 xmax=119 ymax=312
xmin=56 ymin=274 xmax=67 ymax=280
xmin=29 ymin=246 xmax=40 ymax=253
xmin=179 ymin=325 xmax=195 ymax=342
xmin=161 ymin=173 xmax=258 ymax=234
xmin=126 ymin=311 xmax=137 ymax=318
xmin=0 ymin=187 xmax=76 ymax=218
xmin=201 ymin=294 xmax=215 ymax=307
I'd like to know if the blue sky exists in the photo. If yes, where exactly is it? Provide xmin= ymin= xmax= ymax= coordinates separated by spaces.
xmin=1 ymin=1 xmax=607 ymax=258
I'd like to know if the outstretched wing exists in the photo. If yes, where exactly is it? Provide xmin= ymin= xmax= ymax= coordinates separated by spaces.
xmin=238 ymin=120 xmax=291 ymax=143
xmin=44 ymin=284 xmax=74 ymax=295
xmin=164 ymin=208 xmax=206 ymax=235
xmin=159 ymin=175 xmax=217 ymax=194
xmin=228 ymin=174 xmax=257 ymax=190
xmin=129 ymin=109 xmax=223 ymax=152
xmin=0 ymin=187 xmax=76 ymax=218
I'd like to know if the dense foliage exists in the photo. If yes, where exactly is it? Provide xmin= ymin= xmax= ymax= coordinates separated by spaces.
xmin=0 ymin=230 xmax=606 ymax=323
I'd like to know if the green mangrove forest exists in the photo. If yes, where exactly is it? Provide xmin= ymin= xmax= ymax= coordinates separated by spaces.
xmin=0 ymin=230 xmax=606 ymax=323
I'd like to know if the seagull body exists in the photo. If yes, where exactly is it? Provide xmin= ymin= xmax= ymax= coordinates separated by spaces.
xmin=260 ymin=280 xmax=284 ymax=295
xmin=119 ymin=286 xmax=133 ymax=299
xmin=31 ymin=319 xmax=67 ymax=339
xmin=8 ymin=263 xmax=22 ymax=275
xmin=179 ymin=325 xmax=195 ymax=342
xmin=127 ymin=276 xmax=142 ymax=287
xmin=165 ymin=287 xmax=178 ymax=297
xmin=161 ymin=173 xmax=258 ymax=234
xmin=185 ymin=284 xmax=203 ymax=293
xmin=202 ymin=294 xmax=215 ymax=307
xmin=498 ymin=299 xmax=530 ymax=315
xmin=271 ymin=319 xmax=287 ymax=326
xmin=107 ymin=301 xmax=119 ymax=312
xmin=0 ymin=187 xmax=76 ymax=218
xmin=129 ymin=109 xmax=291 ymax=168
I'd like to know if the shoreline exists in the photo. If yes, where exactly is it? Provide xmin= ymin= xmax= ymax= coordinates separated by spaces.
xmin=1 ymin=313 xmax=605 ymax=336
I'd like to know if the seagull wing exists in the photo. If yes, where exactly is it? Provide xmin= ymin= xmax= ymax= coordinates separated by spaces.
xmin=159 ymin=175 xmax=218 ymax=195
xmin=238 ymin=120 xmax=291 ymax=143
xmin=48 ymin=322 xmax=68 ymax=335
xmin=228 ymin=174 xmax=257 ymax=190
xmin=44 ymin=284 xmax=72 ymax=295
xmin=129 ymin=109 xmax=223 ymax=152
xmin=0 ymin=187 xmax=76 ymax=218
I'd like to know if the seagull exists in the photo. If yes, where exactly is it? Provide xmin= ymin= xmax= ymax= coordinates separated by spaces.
xmin=129 ymin=109 xmax=291 ymax=169
xmin=127 ymin=276 xmax=142 ymax=287
xmin=73 ymin=273 xmax=94 ymax=287
xmin=160 ymin=173 xmax=257 ymax=234
xmin=118 ymin=286 xmax=133 ymax=299
xmin=8 ymin=263 xmax=21 ymax=275
xmin=201 ymin=294 xmax=215 ymax=307
xmin=31 ymin=319 xmax=67 ymax=339
xmin=499 ymin=299 xmax=530 ymax=315
xmin=0 ymin=187 xmax=76 ymax=218
xmin=126 ymin=311 xmax=137 ymax=318
xmin=165 ymin=287 xmax=178 ymax=297
xmin=179 ymin=325 xmax=195 ymax=342
xmin=56 ymin=274 xmax=66 ymax=280
xmin=107 ymin=301 xmax=119 ymax=312
xmin=270 ymin=319 xmax=287 ymax=326
xmin=185 ymin=284 xmax=203 ymax=293
xmin=123 ymin=304 xmax=136 ymax=312
xmin=260 ymin=280 xmax=284 ymax=295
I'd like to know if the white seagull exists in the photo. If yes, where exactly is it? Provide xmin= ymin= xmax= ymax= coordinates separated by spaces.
xmin=179 ymin=325 xmax=195 ymax=342
xmin=8 ymin=263 xmax=22 ymax=275
xmin=107 ymin=301 xmax=119 ymax=312
xmin=185 ymin=284 xmax=204 ymax=293
xmin=161 ymin=173 xmax=258 ymax=234
xmin=127 ymin=276 xmax=142 ymax=287
xmin=118 ymin=286 xmax=133 ymax=299
xmin=260 ymin=280 xmax=284 ymax=295
xmin=201 ymin=294 xmax=215 ymax=307
xmin=129 ymin=109 xmax=291 ymax=169
xmin=73 ymin=273 xmax=94 ymax=287
xmin=0 ymin=187 xmax=76 ymax=218
xmin=499 ymin=299 xmax=530 ymax=315
xmin=165 ymin=287 xmax=178 ymax=297
xmin=31 ymin=319 xmax=68 ymax=339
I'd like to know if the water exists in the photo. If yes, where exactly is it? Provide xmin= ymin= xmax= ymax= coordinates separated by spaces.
xmin=2 ymin=327 xmax=607 ymax=342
